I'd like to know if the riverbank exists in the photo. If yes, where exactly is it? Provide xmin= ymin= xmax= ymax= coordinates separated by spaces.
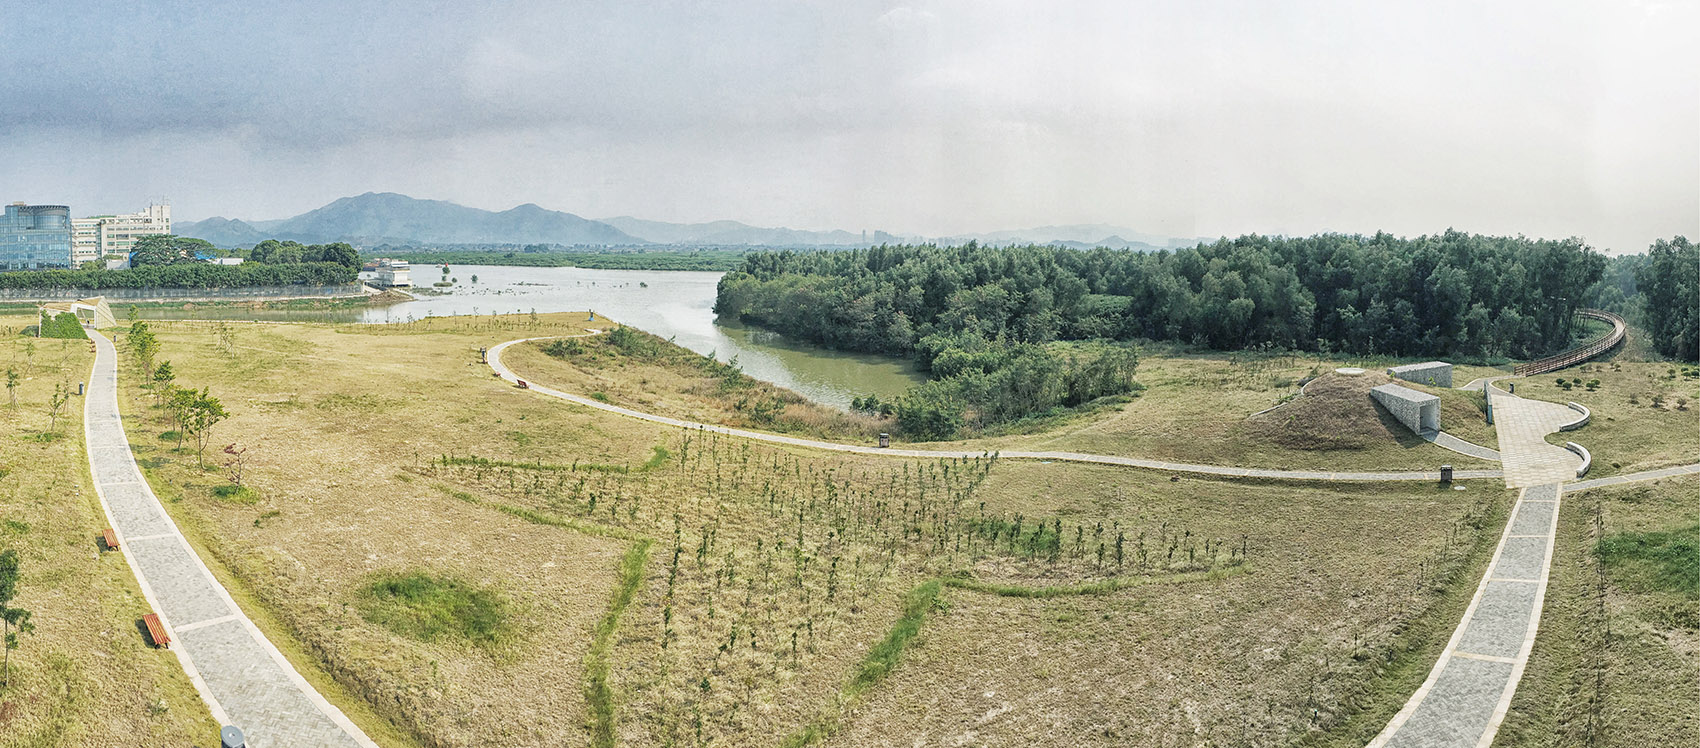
xmin=380 ymin=249 xmax=748 ymax=271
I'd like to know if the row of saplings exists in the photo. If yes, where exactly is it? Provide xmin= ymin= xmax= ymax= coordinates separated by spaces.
xmin=415 ymin=429 xmax=1256 ymax=746
xmin=124 ymin=322 xmax=241 ymax=485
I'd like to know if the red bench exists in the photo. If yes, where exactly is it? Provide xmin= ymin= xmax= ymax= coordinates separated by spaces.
xmin=516 ymin=379 xmax=529 ymax=389
xmin=102 ymin=528 xmax=119 ymax=551
xmin=142 ymin=613 xmax=170 ymax=649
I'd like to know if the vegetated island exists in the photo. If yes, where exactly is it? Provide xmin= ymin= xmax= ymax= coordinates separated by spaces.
xmin=713 ymin=233 xmax=1695 ymax=439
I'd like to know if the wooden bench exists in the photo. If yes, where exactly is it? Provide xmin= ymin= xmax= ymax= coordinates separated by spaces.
xmin=142 ymin=613 xmax=170 ymax=649
xmin=102 ymin=528 xmax=119 ymax=551
xmin=516 ymin=379 xmax=529 ymax=389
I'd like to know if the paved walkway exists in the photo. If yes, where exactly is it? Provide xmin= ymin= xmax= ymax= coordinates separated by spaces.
xmin=1422 ymin=430 xmax=1501 ymax=461
xmin=1565 ymin=463 xmax=1700 ymax=492
xmin=488 ymin=337 xmax=1503 ymax=482
xmin=1368 ymin=482 xmax=1562 ymax=748
xmin=83 ymin=331 xmax=376 ymax=748
xmin=1489 ymin=390 xmax=1584 ymax=487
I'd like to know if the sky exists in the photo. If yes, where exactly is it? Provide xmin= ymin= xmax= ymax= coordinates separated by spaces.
xmin=2 ymin=0 xmax=1695 ymax=251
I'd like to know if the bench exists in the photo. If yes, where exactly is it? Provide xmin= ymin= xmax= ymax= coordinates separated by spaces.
xmin=142 ymin=613 xmax=170 ymax=649
xmin=516 ymin=379 xmax=529 ymax=389
xmin=102 ymin=528 xmax=119 ymax=551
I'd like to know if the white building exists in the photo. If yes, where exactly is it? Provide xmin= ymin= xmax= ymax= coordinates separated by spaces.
xmin=375 ymin=259 xmax=412 ymax=287
xmin=72 ymin=203 xmax=171 ymax=265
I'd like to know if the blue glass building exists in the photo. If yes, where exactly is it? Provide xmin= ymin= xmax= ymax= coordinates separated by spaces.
xmin=1 ymin=203 xmax=74 ymax=270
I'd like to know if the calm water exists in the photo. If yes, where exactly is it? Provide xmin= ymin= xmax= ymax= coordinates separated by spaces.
xmin=129 ymin=265 xmax=923 ymax=408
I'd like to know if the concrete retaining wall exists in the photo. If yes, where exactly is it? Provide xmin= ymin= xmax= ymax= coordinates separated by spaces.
xmin=0 ymin=284 xmax=363 ymax=303
xmin=1371 ymin=382 xmax=1440 ymax=435
xmin=1387 ymin=361 xmax=1453 ymax=388
xmin=1559 ymin=401 xmax=1590 ymax=431
xmin=1564 ymin=441 xmax=1592 ymax=478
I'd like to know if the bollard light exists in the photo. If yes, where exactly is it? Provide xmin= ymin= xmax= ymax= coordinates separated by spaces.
xmin=220 ymin=725 xmax=245 ymax=748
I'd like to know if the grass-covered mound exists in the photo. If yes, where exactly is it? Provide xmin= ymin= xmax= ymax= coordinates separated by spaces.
xmin=1244 ymin=372 xmax=1421 ymax=450
xmin=357 ymin=571 xmax=513 ymax=647
xmin=24 ymin=312 xmax=89 ymax=339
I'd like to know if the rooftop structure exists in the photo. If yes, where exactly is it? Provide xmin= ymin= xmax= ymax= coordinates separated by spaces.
xmin=1370 ymin=382 xmax=1440 ymax=435
xmin=1386 ymin=361 xmax=1453 ymax=388
xmin=40 ymin=296 xmax=115 ymax=329
xmin=1 ymin=202 xmax=74 ymax=270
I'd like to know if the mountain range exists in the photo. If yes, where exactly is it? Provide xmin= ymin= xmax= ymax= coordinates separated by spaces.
xmin=174 ymin=192 xmax=1201 ymax=251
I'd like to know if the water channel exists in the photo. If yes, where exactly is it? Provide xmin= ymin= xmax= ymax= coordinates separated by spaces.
xmin=129 ymin=264 xmax=924 ymax=408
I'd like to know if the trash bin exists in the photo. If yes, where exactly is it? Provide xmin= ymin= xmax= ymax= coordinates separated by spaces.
xmin=1440 ymin=465 xmax=1453 ymax=483
xmin=221 ymin=725 xmax=245 ymax=748
xmin=878 ymin=433 xmax=890 ymax=448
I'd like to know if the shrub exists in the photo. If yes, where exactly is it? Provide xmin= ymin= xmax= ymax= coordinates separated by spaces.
xmin=356 ymin=571 xmax=512 ymax=646
xmin=542 ymin=338 xmax=585 ymax=358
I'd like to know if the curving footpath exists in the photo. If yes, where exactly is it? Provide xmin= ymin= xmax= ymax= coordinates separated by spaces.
xmin=494 ymin=333 xmax=1699 ymax=748
xmin=487 ymin=337 xmax=1503 ymax=482
xmin=84 ymin=331 xmax=376 ymax=748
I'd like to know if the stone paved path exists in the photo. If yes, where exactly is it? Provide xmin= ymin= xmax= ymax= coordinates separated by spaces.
xmin=1565 ymin=463 xmax=1700 ymax=492
xmin=84 ymin=331 xmax=376 ymax=748
xmin=1489 ymin=389 xmax=1583 ymax=488
xmin=1368 ymin=483 xmax=1562 ymax=748
xmin=490 ymin=337 xmax=1503 ymax=482
xmin=1422 ymin=431 xmax=1501 ymax=461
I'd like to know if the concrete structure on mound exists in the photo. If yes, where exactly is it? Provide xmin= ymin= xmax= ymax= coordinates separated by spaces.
xmin=40 ymin=295 xmax=115 ymax=328
xmin=1372 ymin=382 xmax=1439 ymax=434
xmin=1388 ymin=361 xmax=1453 ymax=388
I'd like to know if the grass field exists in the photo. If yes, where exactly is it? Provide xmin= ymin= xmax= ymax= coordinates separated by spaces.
xmin=505 ymin=337 xmax=1501 ymax=472
xmin=1512 ymin=360 xmax=1699 ymax=477
xmin=925 ymin=347 xmax=1500 ymax=471
xmin=0 ymin=318 xmax=217 ymax=747
xmin=90 ymin=313 xmax=1524 ymax=747
xmin=1495 ymin=476 xmax=1699 ymax=747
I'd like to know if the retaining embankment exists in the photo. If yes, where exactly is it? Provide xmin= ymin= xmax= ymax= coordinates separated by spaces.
xmin=0 ymin=283 xmax=365 ymax=303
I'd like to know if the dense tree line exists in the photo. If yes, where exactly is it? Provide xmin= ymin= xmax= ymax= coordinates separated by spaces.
xmin=1635 ymin=237 xmax=1698 ymax=361
xmin=716 ymin=232 xmax=1608 ymax=361
xmin=247 ymin=239 xmax=360 ymax=268
xmin=0 ymin=262 xmax=356 ymax=289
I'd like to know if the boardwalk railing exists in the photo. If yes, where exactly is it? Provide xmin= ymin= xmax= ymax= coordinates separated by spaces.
xmin=1514 ymin=309 xmax=1627 ymax=376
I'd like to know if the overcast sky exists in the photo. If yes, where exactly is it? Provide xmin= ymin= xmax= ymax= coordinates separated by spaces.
xmin=3 ymin=0 xmax=1695 ymax=251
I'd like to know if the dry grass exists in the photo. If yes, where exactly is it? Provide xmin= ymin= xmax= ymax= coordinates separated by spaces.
xmin=1497 ymin=476 xmax=1700 ymax=746
xmin=926 ymin=347 xmax=1497 ymax=471
xmin=100 ymin=314 xmax=1526 ymax=747
xmin=503 ymin=328 xmax=890 ymax=442
xmin=1512 ymin=360 xmax=1700 ymax=477
xmin=116 ymin=314 xmax=637 ymax=748
xmin=0 ymin=318 xmax=216 ymax=747
xmin=828 ymin=463 xmax=1516 ymax=747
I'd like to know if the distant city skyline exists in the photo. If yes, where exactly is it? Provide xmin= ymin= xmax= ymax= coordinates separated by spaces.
xmin=4 ymin=1 xmax=1695 ymax=253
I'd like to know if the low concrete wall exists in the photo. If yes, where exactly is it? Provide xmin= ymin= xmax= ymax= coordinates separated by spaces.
xmin=1564 ymin=441 xmax=1592 ymax=478
xmin=0 ymin=284 xmax=364 ymax=303
xmin=1387 ymin=361 xmax=1453 ymax=388
xmin=1371 ymin=382 xmax=1440 ymax=435
xmin=1559 ymin=401 xmax=1590 ymax=431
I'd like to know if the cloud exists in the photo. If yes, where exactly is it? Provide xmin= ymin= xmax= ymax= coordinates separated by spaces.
xmin=0 ymin=0 xmax=1692 ymax=250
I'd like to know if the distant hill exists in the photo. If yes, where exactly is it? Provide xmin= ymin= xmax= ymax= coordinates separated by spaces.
xmin=178 ymin=193 xmax=641 ymax=247
xmin=940 ymin=224 xmax=1202 ymax=249
xmin=601 ymin=216 xmax=903 ymax=246
xmin=176 ymin=192 xmax=1197 ymax=251
xmin=174 ymin=217 xmax=268 ymax=247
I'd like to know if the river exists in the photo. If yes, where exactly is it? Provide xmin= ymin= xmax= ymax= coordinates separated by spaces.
xmin=129 ymin=264 xmax=924 ymax=409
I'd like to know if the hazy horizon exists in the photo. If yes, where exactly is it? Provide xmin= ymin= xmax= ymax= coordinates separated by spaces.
xmin=5 ymin=1 xmax=1696 ymax=252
